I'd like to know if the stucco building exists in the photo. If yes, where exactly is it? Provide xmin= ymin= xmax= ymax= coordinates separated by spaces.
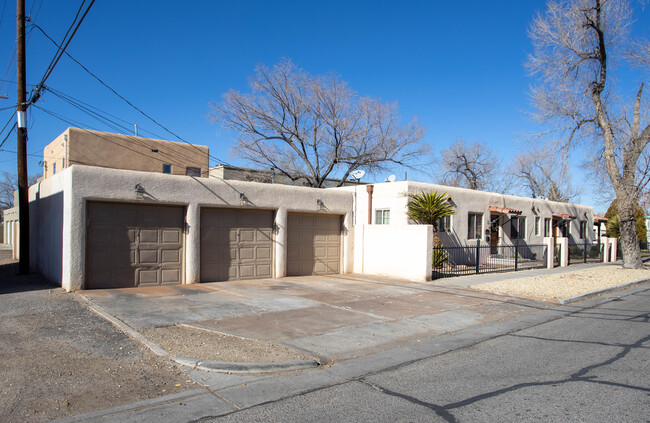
xmin=338 ymin=181 xmax=595 ymax=248
xmin=43 ymin=127 xmax=210 ymax=179
xmin=23 ymin=129 xmax=608 ymax=291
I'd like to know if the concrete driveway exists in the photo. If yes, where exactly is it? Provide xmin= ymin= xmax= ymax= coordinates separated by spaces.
xmin=80 ymin=274 xmax=550 ymax=363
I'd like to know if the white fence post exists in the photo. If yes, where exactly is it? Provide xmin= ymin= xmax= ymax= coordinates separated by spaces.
xmin=602 ymin=237 xmax=610 ymax=262
xmin=609 ymin=237 xmax=617 ymax=262
xmin=559 ymin=237 xmax=569 ymax=267
xmin=544 ymin=237 xmax=554 ymax=269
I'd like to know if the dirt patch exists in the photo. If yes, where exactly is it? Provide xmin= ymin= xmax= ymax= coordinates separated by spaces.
xmin=472 ymin=265 xmax=650 ymax=301
xmin=139 ymin=325 xmax=313 ymax=362
xmin=0 ymin=262 xmax=197 ymax=423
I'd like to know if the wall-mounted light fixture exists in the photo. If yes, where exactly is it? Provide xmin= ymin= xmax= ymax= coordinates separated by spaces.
xmin=134 ymin=183 xmax=145 ymax=200
xmin=447 ymin=197 xmax=455 ymax=207
xmin=240 ymin=193 xmax=249 ymax=206
xmin=317 ymin=199 xmax=326 ymax=211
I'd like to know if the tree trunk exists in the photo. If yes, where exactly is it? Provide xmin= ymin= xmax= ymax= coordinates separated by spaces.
xmin=617 ymin=196 xmax=643 ymax=268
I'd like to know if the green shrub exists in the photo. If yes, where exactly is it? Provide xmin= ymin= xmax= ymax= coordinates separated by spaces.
xmin=569 ymin=246 xmax=583 ymax=257
xmin=589 ymin=245 xmax=601 ymax=258
xmin=432 ymin=247 xmax=448 ymax=269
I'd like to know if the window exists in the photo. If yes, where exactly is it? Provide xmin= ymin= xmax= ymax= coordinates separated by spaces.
xmin=437 ymin=215 xmax=451 ymax=232
xmin=163 ymin=164 xmax=172 ymax=174
xmin=62 ymin=158 xmax=65 ymax=169
xmin=535 ymin=216 xmax=540 ymax=236
xmin=467 ymin=212 xmax=483 ymax=240
xmin=579 ymin=221 xmax=586 ymax=239
xmin=511 ymin=216 xmax=526 ymax=240
xmin=375 ymin=209 xmax=390 ymax=225
xmin=53 ymin=162 xmax=56 ymax=175
xmin=186 ymin=167 xmax=201 ymax=177
xmin=544 ymin=218 xmax=551 ymax=237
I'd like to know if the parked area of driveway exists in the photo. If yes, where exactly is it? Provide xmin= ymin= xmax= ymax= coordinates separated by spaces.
xmin=80 ymin=274 xmax=551 ymax=364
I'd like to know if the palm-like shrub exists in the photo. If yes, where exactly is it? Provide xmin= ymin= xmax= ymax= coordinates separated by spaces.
xmin=407 ymin=190 xmax=455 ymax=246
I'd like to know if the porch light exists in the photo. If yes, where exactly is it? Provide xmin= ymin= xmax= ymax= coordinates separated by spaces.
xmin=317 ymin=199 xmax=326 ymax=211
xmin=134 ymin=183 xmax=145 ymax=200
xmin=239 ymin=193 xmax=249 ymax=206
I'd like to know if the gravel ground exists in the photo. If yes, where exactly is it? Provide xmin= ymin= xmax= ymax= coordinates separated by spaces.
xmin=0 ymin=261 xmax=197 ymax=423
xmin=139 ymin=325 xmax=313 ymax=362
xmin=472 ymin=265 xmax=650 ymax=301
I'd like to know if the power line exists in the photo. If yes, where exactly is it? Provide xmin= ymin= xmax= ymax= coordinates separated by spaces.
xmin=30 ymin=22 xmax=231 ymax=166
xmin=42 ymin=87 xmax=217 ymax=170
xmin=33 ymin=105 xmax=214 ymax=176
xmin=0 ymin=122 xmax=16 ymax=149
xmin=0 ymin=148 xmax=42 ymax=157
xmin=28 ymin=0 xmax=95 ymax=106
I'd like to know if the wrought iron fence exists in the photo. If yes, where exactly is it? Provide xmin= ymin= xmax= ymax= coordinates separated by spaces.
xmin=568 ymin=241 xmax=604 ymax=265
xmin=432 ymin=240 xmax=548 ymax=279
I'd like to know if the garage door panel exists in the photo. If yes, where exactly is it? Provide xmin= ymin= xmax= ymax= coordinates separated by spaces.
xmin=139 ymin=249 xmax=158 ymax=264
xmin=138 ymin=269 xmax=158 ymax=285
xmin=86 ymin=202 xmax=184 ymax=289
xmin=314 ymin=246 xmax=327 ymax=257
xmin=239 ymin=247 xmax=255 ymax=260
xmin=162 ymin=229 xmax=181 ymax=243
xmin=258 ymin=229 xmax=272 ymax=242
xmin=139 ymin=229 xmax=158 ymax=243
xmin=257 ymin=246 xmax=271 ymax=259
xmin=240 ymin=229 xmax=255 ymax=242
xmin=162 ymin=269 xmax=181 ymax=284
xmin=287 ymin=213 xmax=341 ymax=276
xmin=200 ymin=208 xmax=274 ymax=282
xmin=288 ymin=230 xmax=301 ymax=243
xmin=161 ymin=249 xmax=180 ymax=263
xmin=239 ymin=264 xmax=255 ymax=278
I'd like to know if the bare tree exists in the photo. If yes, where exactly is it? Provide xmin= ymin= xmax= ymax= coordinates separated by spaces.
xmin=528 ymin=0 xmax=650 ymax=268
xmin=510 ymin=148 xmax=580 ymax=201
xmin=210 ymin=60 xmax=428 ymax=188
xmin=0 ymin=172 xmax=41 ymax=210
xmin=439 ymin=139 xmax=503 ymax=191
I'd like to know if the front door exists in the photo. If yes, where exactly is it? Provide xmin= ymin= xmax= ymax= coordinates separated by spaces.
xmin=490 ymin=214 xmax=499 ymax=254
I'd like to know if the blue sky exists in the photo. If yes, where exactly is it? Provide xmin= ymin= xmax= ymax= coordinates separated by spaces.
xmin=0 ymin=0 xmax=648 ymax=211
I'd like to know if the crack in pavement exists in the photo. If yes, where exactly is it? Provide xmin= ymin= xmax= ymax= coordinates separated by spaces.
xmin=359 ymin=326 xmax=650 ymax=420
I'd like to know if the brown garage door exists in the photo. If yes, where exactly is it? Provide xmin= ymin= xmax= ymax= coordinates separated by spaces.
xmin=86 ymin=202 xmax=184 ymax=289
xmin=200 ymin=208 xmax=273 ymax=282
xmin=287 ymin=213 xmax=341 ymax=276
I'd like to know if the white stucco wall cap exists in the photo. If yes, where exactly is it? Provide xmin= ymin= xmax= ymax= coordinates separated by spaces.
xmin=67 ymin=165 xmax=354 ymax=213
xmin=334 ymin=180 xmax=594 ymax=212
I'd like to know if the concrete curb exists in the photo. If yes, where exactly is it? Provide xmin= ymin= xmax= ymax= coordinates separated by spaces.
xmin=81 ymin=295 xmax=321 ymax=374
xmin=559 ymin=278 xmax=650 ymax=304
xmin=173 ymin=355 xmax=320 ymax=374
xmin=82 ymin=299 xmax=169 ymax=356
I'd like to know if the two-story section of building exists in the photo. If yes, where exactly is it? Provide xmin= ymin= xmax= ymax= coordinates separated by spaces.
xmin=42 ymin=127 xmax=210 ymax=178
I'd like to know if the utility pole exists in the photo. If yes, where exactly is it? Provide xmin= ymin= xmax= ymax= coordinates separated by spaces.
xmin=16 ymin=0 xmax=29 ymax=274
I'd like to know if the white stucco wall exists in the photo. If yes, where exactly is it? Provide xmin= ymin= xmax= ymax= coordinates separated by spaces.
xmin=338 ymin=181 xmax=595 ymax=247
xmin=354 ymin=224 xmax=433 ymax=282
xmin=30 ymin=165 xmax=354 ymax=291
xmin=28 ymin=170 xmax=69 ymax=286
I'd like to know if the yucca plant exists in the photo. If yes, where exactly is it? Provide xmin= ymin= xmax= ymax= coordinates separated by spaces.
xmin=407 ymin=190 xmax=455 ymax=246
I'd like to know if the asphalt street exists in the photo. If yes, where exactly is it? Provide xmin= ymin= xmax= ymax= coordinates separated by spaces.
xmin=206 ymin=285 xmax=650 ymax=423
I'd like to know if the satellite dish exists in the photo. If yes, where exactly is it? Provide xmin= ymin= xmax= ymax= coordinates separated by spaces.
xmin=350 ymin=169 xmax=365 ymax=180
xmin=385 ymin=174 xmax=396 ymax=182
